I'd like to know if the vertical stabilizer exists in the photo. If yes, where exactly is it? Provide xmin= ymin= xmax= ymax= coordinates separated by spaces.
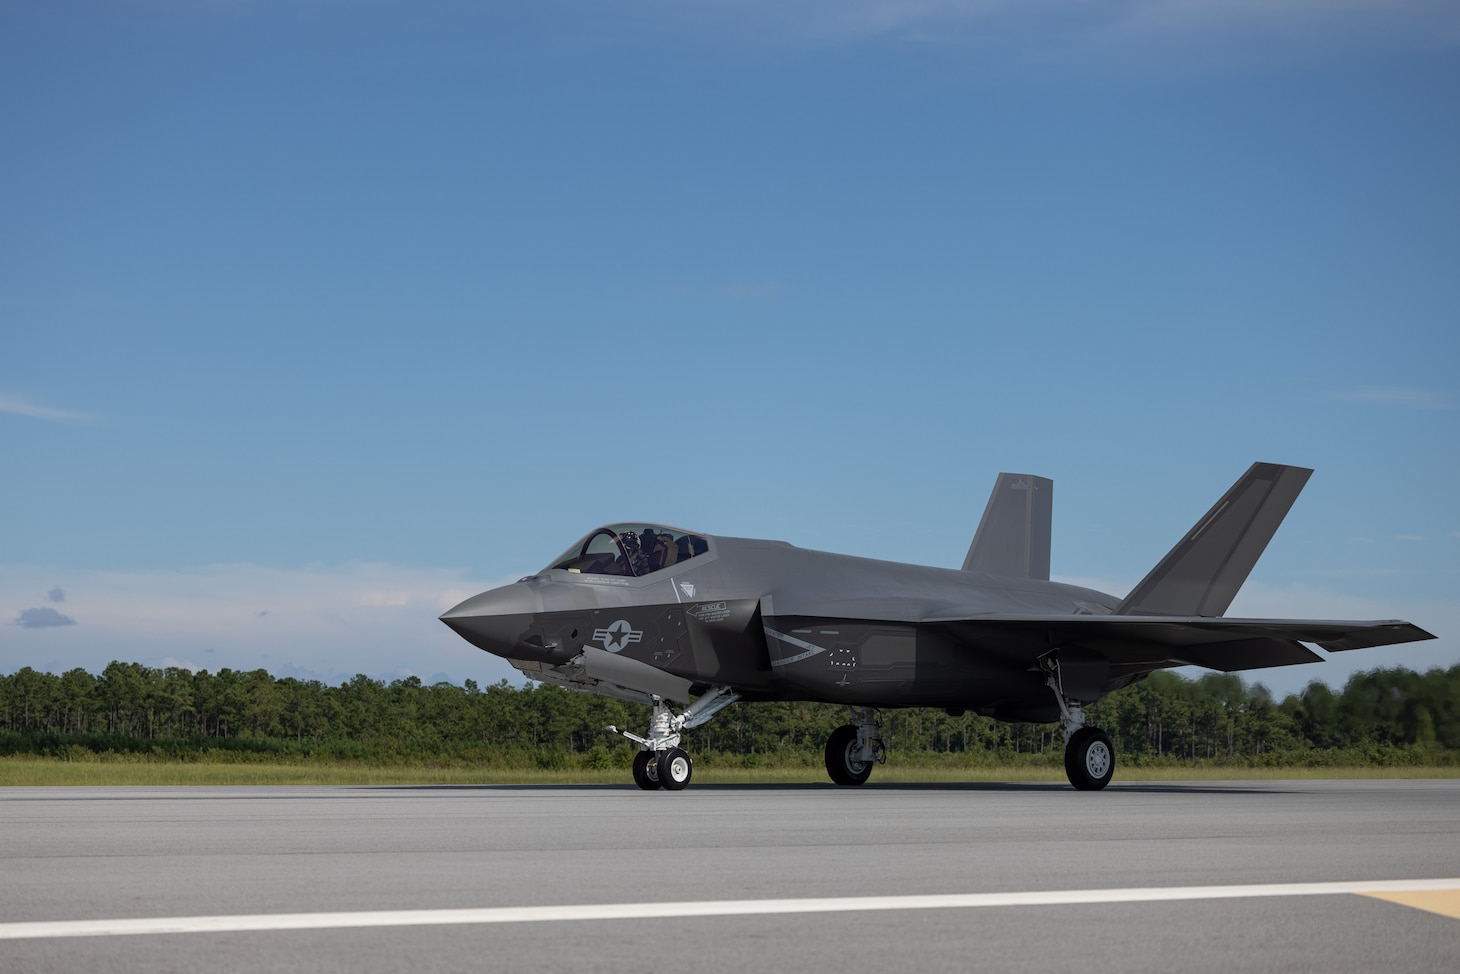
xmin=962 ymin=474 xmax=1052 ymax=580
xmin=1116 ymin=462 xmax=1312 ymax=617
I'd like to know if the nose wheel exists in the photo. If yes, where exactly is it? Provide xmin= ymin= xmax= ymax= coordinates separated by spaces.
xmin=631 ymin=750 xmax=661 ymax=790
xmin=657 ymin=747 xmax=692 ymax=790
xmin=608 ymin=688 xmax=736 ymax=792
xmin=630 ymin=745 xmax=692 ymax=791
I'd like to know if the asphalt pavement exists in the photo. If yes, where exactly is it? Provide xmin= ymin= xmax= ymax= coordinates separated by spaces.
xmin=2 ymin=779 xmax=1456 ymax=972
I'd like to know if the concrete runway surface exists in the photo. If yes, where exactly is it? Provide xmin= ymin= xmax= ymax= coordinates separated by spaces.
xmin=1 ymin=779 xmax=1457 ymax=973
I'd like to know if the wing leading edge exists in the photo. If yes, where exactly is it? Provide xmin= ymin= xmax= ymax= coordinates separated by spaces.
xmin=926 ymin=614 xmax=1435 ymax=675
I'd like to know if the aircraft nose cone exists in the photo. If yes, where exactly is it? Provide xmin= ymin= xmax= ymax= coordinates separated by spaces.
xmin=439 ymin=584 xmax=544 ymax=657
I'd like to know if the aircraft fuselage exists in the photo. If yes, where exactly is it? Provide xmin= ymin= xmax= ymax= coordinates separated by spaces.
xmin=441 ymin=533 xmax=1117 ymax=720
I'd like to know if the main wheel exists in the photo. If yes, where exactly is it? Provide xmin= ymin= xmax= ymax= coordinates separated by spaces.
xmin=824 ymin=724 xmax=874 ymax=786
xmin=657 ymin=747 xmax=692 ymax=790
xmin=632 ymin=750 xmax=662 ymax=790
xmin=1064 ymin=727 xmax=1115 ymax=790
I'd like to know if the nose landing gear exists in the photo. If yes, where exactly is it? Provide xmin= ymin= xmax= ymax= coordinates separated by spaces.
xmin=630 ymin=750 xmax=662 ymax=790
xmin=657 ymin=747 xmax=693 ymax=790
xmin=608 ymin=687 xmax=738 ymax=792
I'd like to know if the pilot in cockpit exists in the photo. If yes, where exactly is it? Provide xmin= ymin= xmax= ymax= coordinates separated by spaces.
xmin=611 ymin=530 xmax=638 ymax=575
xmin=638 ymin=529 xmax=659 ymax=573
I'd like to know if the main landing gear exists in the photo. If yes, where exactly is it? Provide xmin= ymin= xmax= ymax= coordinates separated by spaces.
xmin=1043 ymin=657 xmax=1114 ymax=790
xmin=824 ymin=707 xmax=886 ymax=786
xmin=608 ymin=687 xmax=738 ymax=792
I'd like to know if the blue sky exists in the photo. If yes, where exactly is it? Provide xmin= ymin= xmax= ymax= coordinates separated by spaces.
xmin=3 ymin=0 xmax=1457 ymax=698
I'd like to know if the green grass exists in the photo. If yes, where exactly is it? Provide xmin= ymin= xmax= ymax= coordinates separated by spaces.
xmin=0 ymin=759 xmax=620 ymax=787
xmin=3 ymin=755 xmax=1457 ymax=788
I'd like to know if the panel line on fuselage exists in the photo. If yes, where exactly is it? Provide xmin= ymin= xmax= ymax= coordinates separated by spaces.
xmin=765 ymin=628 xmax=831 ymax=667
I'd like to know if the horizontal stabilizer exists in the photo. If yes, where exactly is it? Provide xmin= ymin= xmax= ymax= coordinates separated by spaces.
xmin=963 ymin=474 xmax=1052 ymax=580
xmin=1117 ymin=463 xmax=1312 ymax=617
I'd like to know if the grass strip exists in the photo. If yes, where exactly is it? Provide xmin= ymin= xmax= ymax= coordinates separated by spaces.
xmin=3 ymin=757 xmax=1457 ymax=788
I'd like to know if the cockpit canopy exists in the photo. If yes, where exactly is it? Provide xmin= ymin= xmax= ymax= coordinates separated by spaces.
xmin=548 ymin=523 xmax=710 ymax=578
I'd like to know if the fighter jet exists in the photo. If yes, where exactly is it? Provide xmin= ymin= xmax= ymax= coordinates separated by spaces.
xmin=440 ymin=463 xmax=1433 ymax=791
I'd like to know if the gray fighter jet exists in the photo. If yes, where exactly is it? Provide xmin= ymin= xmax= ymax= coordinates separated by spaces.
xmin=440 ymin=463 xmax=1433 ymax=791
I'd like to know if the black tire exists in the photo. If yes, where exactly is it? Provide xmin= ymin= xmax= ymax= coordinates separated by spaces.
xmin=1064 ymin=727 xmax=1115 ymax=791
xmin=632 ymin=750 xmax=662 ymax=791
xmin=658 ymin=747 xmax=692 ymax=791
xmin=824 ymin=724 xmax=874 ymax=786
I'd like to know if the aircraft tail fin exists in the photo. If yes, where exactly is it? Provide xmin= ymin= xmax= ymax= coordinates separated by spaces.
xmin=962 ymin=474 xmax=1052 ymax=580
xmin=1115 ymin=462 xmax=1313 ymax=617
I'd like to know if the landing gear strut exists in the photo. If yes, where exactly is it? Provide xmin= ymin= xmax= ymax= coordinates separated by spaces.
xmin=607 ymin=687 xmax=738 ymax=792
xmin=1043 ymin=656 xmax=1114 ymax=791
xmin=824 ymin=706 xmax=885 ymax=786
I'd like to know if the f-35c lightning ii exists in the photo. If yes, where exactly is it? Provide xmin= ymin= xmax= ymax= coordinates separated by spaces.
xmin=440 ymin=463 xmax=1433 ymax=791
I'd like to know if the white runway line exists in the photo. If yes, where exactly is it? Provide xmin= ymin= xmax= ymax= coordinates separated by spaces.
xmin=3 ymin=879 xmax=1458 ymax=940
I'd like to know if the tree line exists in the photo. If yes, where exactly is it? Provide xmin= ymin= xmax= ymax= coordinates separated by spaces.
xmin=1 ymin=661 xmax=1456 ymax=767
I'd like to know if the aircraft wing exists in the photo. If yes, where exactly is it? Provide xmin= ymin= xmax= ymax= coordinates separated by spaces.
xmin=921 ymin=614 xmax=1435 ymax=673
xmin=924 ymin=614 xmax=1435 ymax=651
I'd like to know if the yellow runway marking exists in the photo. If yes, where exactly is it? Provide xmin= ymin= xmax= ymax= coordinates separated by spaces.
xmin=1358 ymin=890 xmax=1460 ymax=921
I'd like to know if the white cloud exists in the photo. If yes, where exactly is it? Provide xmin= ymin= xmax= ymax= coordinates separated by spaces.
xmin=0 ymin=563 xmax=528 ymax=686
xmin=13 ymin=606 xmax=77 ymax=629
xmin=150 ymin=656 xmax=206 ymax=673
xmin=717 ymin=281 xmax=783 ymax=302
xmin=1300 ymin=566 xmax=1400 ymax=578
xmin=1332 ymin=387 xmax=1456 ymax=410
xmin=620 ymin=0 xmax=1460 ymax=52
xmin=1226 ymin=581 xmax=1429 ymax=627
xmin=1103 ymin=0 xmax=1458 ymax=37
xmin=622 ymin=0 xmax=1007 ymax=45
xmin=0 ymin=393 xmax=91 ymax=423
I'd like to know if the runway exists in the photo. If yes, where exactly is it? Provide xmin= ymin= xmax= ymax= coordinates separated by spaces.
xmin=2 ymin=780 xmax=1457 ymax=972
